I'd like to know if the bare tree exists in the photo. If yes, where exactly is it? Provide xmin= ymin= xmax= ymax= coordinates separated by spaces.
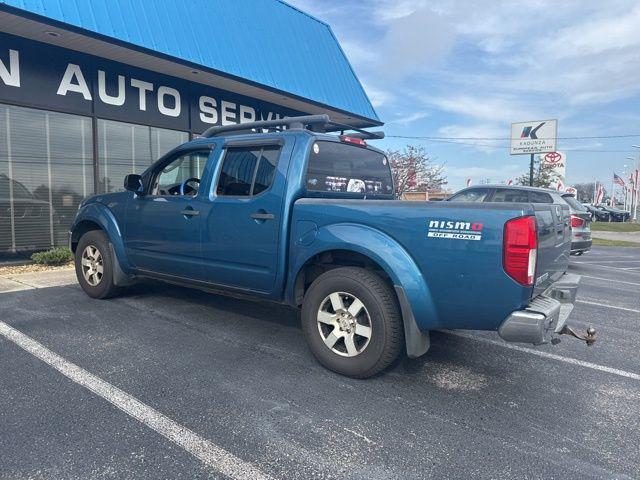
xmin=386 ymin=145 xmax=447 ymax=198
xmin=572 ymin=182 xmax=597 ymax=203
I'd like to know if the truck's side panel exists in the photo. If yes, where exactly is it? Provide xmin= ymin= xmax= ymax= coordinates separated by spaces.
xmin=290 ymin=199 xmax=534 ymax=331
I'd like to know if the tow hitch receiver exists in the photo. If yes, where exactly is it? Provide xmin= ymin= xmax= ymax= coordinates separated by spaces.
xmin=556 ymin=325 xmax=597 ymax=346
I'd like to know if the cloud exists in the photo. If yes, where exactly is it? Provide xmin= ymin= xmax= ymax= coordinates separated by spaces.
xmin=376 ymin=7 xmax=456 ymax=80
xmin=545 ymin=5 xmax=640 ymax=59
xmin=360 ymin=82 xmax=394 ymax=108
xmin=386 ymin=111 xmax=430 ymax=126
xmin=436 ymin=123 xmax=508 ymax=153
xmin=429 ymin=95 xmax=537 ymax=124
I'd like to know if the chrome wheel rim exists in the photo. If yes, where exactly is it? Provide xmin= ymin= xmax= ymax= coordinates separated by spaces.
xmin=317 ymin=292 xmax=372 ymax=357
xmin=81 ymin=245 xmax=104 ymax=287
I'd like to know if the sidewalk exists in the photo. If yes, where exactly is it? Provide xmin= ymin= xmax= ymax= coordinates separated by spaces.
xmin=591 ymin=230 xmax=640 ymax=243
xmin=0 ymin=268 xmax=76 ymax=293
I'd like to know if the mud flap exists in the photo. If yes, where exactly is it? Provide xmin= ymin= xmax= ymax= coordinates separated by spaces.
xmin=395 ymin=286 xmax=430 ymax=358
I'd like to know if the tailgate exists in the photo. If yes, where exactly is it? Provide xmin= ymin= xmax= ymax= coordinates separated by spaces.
xmin=532 ymin=203 xmax=571 ymax=295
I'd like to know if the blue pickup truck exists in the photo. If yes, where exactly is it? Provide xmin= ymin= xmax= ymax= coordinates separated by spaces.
xmin=70 ymin=115 xmax=594 ymax=378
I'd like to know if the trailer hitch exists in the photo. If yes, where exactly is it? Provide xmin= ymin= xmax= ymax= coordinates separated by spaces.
xmin=555 ymin=325 xmax=597 ymax=346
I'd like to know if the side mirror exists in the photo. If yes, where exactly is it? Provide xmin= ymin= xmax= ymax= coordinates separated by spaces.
xmin=124 ymin=174 xmax=144 ymax=194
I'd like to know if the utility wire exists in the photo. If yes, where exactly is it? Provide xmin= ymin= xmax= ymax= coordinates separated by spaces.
xmin=387 ymin=133 xmax=640 ymax=140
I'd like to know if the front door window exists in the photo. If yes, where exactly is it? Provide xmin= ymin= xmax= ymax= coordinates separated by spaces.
xmin=152 ymin=151 xmax=210 ymax=196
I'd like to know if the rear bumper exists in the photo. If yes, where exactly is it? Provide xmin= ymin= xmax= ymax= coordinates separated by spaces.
xmin=498 ymin=273 xmax=580 ymax=345
xmin=570 ymin=239 xmax=592 ymax=254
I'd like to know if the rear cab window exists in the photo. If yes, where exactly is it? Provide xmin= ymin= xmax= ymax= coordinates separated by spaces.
xmin=305 ymin=140 xmax=394 ymax=198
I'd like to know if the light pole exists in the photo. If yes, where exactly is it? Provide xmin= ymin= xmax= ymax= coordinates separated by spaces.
xmin=630 ymin=146 xmax=640 ymax=222
xmin=623 ymin=162 xmax=631 ymax=211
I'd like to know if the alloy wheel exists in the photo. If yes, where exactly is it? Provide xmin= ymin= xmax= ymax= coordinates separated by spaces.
xmin=316 ymin=292 xmax=372 ymax=357
xmin=81 ymin=245 xmax=104 ymax=286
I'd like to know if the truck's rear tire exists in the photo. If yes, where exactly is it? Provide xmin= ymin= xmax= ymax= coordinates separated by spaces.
xmin=75 ymin=230 xmax=122 ymax=299
xmin=301 ymin=267 xmax=403 ymax=378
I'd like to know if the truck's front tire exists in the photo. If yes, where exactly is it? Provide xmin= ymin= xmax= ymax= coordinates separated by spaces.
xmin=75 ymin=230 xmax=121 ymax=299
xmin=301 ymin=267 xmax=403 ymax=378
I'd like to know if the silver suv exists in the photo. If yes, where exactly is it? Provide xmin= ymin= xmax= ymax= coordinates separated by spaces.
xmin=560 ymin=194 xmax=592 ymax=255
xmin=448 ymin=185 xmax=591 ymax=256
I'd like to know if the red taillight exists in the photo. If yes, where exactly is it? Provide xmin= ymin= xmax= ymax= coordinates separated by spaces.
xmin=570 ymin=215 xmax=585 ymax=228
xmin=503 ymin=216 xmax=537 ymax=286
xmin=339 ymin=135 xmax=367 ymax=147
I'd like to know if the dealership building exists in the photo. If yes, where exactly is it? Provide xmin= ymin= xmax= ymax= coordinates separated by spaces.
xmin=0 ymin=0 xmax=379 ymax=256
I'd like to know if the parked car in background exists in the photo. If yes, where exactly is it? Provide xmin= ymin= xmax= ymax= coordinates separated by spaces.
xmin=599 ymin=205 xmax=630 ymax=222
xmin=561 ymin=194 xmax=592 ymax=256
xmin=448 ymin=185 xmax=591 ymax=256
xmin=0 ymin=173 xmax=58 ymax=251
xmin=583 ymin=204 xmax=610 ymax=222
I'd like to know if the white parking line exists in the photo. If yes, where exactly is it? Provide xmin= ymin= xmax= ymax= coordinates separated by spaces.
xmin=574 ymin=260 xmax=640 ymax=264
xmin=574 ymin=263 xmax=640 ymax=273
xmin=0 ymin=321 xmax=272 ymax=480
xmin=445 ymin=331 xmax=640 ymax=381
xmin=580 ymin=275 xmax=640 ymax=286
xmin=576 ymin=299 xmax=640 ymax=313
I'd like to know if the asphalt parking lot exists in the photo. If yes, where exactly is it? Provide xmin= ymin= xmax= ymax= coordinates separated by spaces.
xmin=1 ymin=245 xmax=639 ymax=479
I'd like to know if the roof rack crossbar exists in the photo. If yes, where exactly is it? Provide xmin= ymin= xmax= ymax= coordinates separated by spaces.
xmin=201 ymin=114 xmax=330 ymax=138
xmin=326 ymin=121 xmax=385 ymax=140
xmin=200 ymin=114 xmax=384 ymax=140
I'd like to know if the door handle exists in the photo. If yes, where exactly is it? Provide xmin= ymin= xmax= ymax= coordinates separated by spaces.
xmin=181 ymin=208 xmax=200 ymax=217
xmin=250 ymin=212 xmax=274 ymax=220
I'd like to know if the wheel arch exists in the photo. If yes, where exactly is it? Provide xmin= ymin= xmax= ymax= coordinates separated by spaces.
xmin=70 ymin=203 xmax=133 ymax=275
xmin=70 ymin=220 xmax=103 ymax=253
xmin=286 ymin=224 xmax=437 ymax=357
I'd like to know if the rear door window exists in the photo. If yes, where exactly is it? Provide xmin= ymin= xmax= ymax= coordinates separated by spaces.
xmin=530 ymin=191 xmax=553 ymax=203
xmin=217 ymin=145 xmax=280 ymax=196
xmin=449 ymin=188 xmax=492 ymax=202
xmin=305 ymin=141 xmax=393 ymax=197
xmin=490 ymin=189 xmax=529 ymax=203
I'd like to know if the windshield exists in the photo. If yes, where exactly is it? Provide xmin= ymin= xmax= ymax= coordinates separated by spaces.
xmin=305 ymin=141 xmax=394 ymax=197
xmin=562 ymin=195 xmax=587 ymax=211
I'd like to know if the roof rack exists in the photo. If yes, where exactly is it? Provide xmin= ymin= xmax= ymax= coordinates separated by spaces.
xmin=201 ymin=114 xmax=384 ymax=140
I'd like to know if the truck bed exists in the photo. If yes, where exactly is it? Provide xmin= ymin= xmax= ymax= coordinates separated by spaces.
xmin=290 ymin=199 xmax=570 ymax=332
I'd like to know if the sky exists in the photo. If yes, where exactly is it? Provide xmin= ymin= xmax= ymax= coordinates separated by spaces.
xmin=288 ymin=0 xmax=640 ymax=193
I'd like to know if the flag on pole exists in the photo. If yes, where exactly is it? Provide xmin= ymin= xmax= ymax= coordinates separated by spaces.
xmin=595 ymin=184 xmax=604 ymax=204
xmin=466 ymin=178 xmax=472 ymax=187
xmin=506 ymin=179 xmax=513 ymax=185
xmin=614 ymin=173 xmax=625 ymax=186
xmin=556 ymin=179 xmax=565 ymax=191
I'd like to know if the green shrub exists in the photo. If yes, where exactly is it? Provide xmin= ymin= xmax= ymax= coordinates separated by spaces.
xmin=31 ymin=247 xmax=73 ymax=266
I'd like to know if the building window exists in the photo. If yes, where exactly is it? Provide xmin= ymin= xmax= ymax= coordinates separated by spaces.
xmin=0 ymin=103 xmax=93 ymax=253
xmin=97 ymin=119 xmax=188 ymax=194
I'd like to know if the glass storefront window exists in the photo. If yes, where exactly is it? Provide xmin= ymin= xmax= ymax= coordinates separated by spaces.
xmin=0 ymin=106 xmax=188 ymax=254
xmin=97 ymin=119 xmax=188 ymax=193
xmin=0 ymin=104 xmax=93 ymax=253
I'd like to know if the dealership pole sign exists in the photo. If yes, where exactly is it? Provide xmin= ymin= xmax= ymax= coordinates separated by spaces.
xmin=510 ymin=120 xmax=557 ymax=155
xmin=510 ymin=119 xmax=558 ymax=186
xmin=539 ymin=151 xmax=566 ymax=182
